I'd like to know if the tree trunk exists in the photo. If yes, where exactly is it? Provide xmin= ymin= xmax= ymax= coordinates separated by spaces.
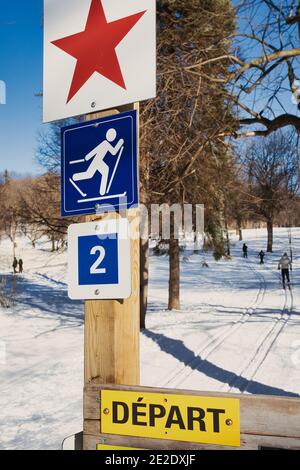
xmin=11 ymin=226 xmax=17 ymax=259
xmin=140 ymin=237 xmax=149 ymax=330
xmin=193 ymin=232 xmax=201 ymax=254
xmin=224 ymin=216 xmax=230 ymax=257
xmin=226 ymin=229 xmax=230 ymax=256
xmin=51 ymin=236 xmax=55 ymax=252
xmin=168 ymin=236 xmax=180 ymax=310
xmin=267 ymin=219 xmax=273 ymax=252
xmin=236 ymin=215 xmax=243 ymax=242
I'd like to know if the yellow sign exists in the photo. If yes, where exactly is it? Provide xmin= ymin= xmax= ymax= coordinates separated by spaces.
xmin=97 ymin=444 xmax=143 ymax=450
xmin=101 ymin=390 xmax=240 ymax=447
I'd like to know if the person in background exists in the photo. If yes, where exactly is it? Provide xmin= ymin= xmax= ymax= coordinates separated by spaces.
xmin=12 ymin=257 xmax=18 ymax=274
xmin=278 ymin=252 xmax=292 ymax=289
xmin=18 ymin=259 xmax=23 ymax=274
xmin=259 ymin=250 xmax=265 ymax=265
xmin=242 ymin=243 xmax=248 ymax=259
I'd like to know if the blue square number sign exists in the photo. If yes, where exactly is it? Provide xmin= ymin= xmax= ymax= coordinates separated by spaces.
xmin=68 ymin=219 xmax=131 ymax=300
xmin=78 ymin=235 xmax=119 ymax=286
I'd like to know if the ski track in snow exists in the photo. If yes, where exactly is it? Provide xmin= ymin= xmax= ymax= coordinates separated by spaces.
xmin=226 ymin=266 xmax=294 ymax=393
xmin=143 ymin=228 xmax=300 ymax=398
xmin=0 ymin=228 xmax=299 ymax=449
xmin=164 ymin=258 xmax=268 ymax=389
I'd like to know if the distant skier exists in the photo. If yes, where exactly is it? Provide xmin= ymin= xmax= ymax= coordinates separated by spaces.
xmin=18 ymin=259 xmax=23 ymax=274
xmin=278 ymin=253 xmax=292 ymax=289
xmin=242 ymin=243 xmax=248 ymax=259
xmin=259 ymin=250 xmax=265 ymax=265
xmin=12 ymin=257 xmax=18 ymax=274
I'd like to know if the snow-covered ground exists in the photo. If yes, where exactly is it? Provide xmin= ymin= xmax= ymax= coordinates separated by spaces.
xmin=0 ymin=228 xmax=299 ymax=449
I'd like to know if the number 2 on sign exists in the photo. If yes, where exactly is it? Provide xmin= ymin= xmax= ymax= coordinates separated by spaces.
xmin=90 ymin=246 xmax=106 ymax=275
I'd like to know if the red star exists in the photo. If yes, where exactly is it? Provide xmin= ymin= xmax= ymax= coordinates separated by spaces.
xmin=52 ymin=0 xmax=146 ymax=103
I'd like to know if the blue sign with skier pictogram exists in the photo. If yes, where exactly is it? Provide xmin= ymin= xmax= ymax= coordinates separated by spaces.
xmin=61 ymin=110 xmax=138 ymax=217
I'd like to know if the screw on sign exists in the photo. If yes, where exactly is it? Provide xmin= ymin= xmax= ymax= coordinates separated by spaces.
xmin=67 ymin=219 xmax=131 ymax=300
xmin=43 ymin=0 xmax=154 ymax=452
xmin=101 ymin=390 xmax=241 ymax=447
xmin=44 ymin=0 xmax=156 ymax=121
xmin=61 ymin=111 xmax=138 ymax=217
xmin=111 ymin=401 xmax=228 ymax=433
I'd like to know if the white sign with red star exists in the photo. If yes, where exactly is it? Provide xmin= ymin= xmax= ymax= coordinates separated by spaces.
xmin=43 ymin=0 xmax=156 ymax=122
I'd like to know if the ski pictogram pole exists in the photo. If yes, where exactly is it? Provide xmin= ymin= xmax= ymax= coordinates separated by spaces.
xmin=70 ymin=158 xmax=86 ymax=165
xmin=106 ymin=145 xmax=124 ymax=194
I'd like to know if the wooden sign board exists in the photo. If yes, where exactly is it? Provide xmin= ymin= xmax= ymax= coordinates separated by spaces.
xmin=83 ymin=384 xmax=300 ymax=450
xmin=101 ymin=390 xmax=240 ymax=447
xmin=97 ymin=444 xmax=143 ymax=450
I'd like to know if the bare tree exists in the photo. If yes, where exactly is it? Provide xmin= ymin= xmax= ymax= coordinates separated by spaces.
xmin=19 ymin=174 xmax=74 ymax=250
xmin=36 ymin=119 xmax=76 ymax=173
xmin=0 ymin=173 xmax=22 ymax=258
xmin=243 ymin=130 xmax=299 ymax=252
xmin=182 ymin=1 xmax=300 ymax=137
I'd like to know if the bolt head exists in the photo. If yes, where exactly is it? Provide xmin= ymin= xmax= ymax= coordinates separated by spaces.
xmin=103 ymin=408 xmax=110 ymax=415
xmin=226 ymin=419 xmax=233 ymax=426
xmin=91 ymin=101 xmax=96 ymax=108
xmin=95 ymin=289 xmax=100 ymax=296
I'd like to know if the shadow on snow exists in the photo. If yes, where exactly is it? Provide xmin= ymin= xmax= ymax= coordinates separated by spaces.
xmin=0 ymin=273 xmax=83 ymax=328
xmin=143 ymin=329 xmax=299 ymax=398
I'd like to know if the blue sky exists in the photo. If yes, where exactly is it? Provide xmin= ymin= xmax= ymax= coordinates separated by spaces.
xmin=0 ymin=0 xmax=44 ymax=175
xmin=0 ymin=1 xmax=297 ymax=176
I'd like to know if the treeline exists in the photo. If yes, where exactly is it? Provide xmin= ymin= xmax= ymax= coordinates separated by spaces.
xmin=0 ymin=1 xmax=299 ymax=326
xmin=0 ymin=171 xmax=72 ymax=255
xmin=1 ymin=127 xmax=298 ymax=258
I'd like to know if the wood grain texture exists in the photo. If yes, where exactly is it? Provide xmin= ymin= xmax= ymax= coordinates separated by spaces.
xmin=83 ymin=104 xmax=140 ymax=449
xmin=84 ymin=214 xmax=140 ymax=385
xmin=83 ymin=432 xmax=300 ymax=451
xmin=83 ymin=384 xmax=300 ymax=450
xmin=84 ymin=104 xmax=140 ymax=387
xmin=84 ymin=225 xmax=140 ymax=385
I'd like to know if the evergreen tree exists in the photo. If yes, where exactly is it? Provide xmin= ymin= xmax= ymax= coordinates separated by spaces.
xmin=140 ymin=0 xmax=237 ymax=315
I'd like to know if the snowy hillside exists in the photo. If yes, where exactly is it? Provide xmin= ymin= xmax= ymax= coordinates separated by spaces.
xmin=0 ymin=228 xmax=299 ymax=449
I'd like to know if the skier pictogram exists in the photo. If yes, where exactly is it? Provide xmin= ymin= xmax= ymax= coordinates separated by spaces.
xmin=69 ymin=128 xmax=126 ymax=203
xmin=61 ymin=110 xmax=138 ymax=217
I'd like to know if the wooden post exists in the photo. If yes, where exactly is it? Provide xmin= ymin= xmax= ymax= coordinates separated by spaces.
xmin=84 ymin=384 xmax=300 ymax=450
xmin=83 ymin=104 xmax=140 ymax=449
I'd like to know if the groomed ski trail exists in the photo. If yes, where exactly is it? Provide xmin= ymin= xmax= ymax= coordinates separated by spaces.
xmin=162 ymin=258 xmax=267 ymax=388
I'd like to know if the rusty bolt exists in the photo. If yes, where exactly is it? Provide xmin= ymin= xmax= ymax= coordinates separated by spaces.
xmin=103 ymin=408 xmax=110 ymax=415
